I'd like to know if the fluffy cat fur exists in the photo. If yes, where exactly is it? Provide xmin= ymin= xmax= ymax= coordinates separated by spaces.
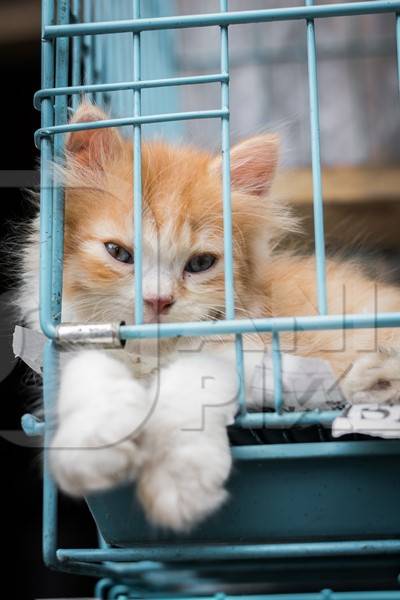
xmin=17 ymin=103 xmax=400 ymax=531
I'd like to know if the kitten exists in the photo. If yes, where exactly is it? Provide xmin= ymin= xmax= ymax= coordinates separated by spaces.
xmin=18 ymin=102 xmax=400 ymax=531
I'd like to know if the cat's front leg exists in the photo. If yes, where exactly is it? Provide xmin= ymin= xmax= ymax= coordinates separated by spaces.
xmin=136 ymin=353 xmax=239 ymax=531
xmin=50 ymin=350 xmax=149 ymax=496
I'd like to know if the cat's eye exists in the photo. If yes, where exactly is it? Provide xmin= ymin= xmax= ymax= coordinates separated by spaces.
xmin=104 ymin=242 xmax=134 ymax=265
xmin=185 ymin=253 xmax=217 ymax=274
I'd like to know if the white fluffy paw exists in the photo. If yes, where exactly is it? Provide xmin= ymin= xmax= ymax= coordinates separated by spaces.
xmin=50 ymin=407 xmax=144 ymax=496
xmin=342 ymin=350 xmax=400 ymax=405
xmin=137 ymin=434 xmax=232 ymax=531
xmin=50 ymin=351 xmax=149 ymax=497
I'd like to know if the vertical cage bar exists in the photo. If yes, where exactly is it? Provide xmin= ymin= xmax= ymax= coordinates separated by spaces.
xmin=100 ymin=1 xmax=111 ymax=111
xmin=272 ymin=331 xmax=283 ymax=414
xmin=235 ymin=333 xmax=247 ymax=415
xmin=42 ymin=341 xmax=60 ymax=568
xmin=93 ymin=0 xmax=104 ymax=86
xmin=39 ymin=0 xmax=56 ymax=336
xmin=306 ymin=0 xmax=328 ymax=315
xmin=71 ymin=0 xmax=81 ymax=110
xmin=220 ymin=0 xmax=246 ymax=413
xmin=133 ymin=0 xmax=144 ymax=324
xmin=114 ymin=32 xmax=124 ymax=117
xmin=83 ymin=0 xmax=94 ymax=101
xmin=40 ymin=0 xmax=57 ymax=566
xmin=93 ymin=2 xmax=103 ymax=103
xmin=123 ymin=24 xmax=131 ymax=114
xmin=52 ymin=0 xmax=69 ymax=325
xmin=220 ymin=2 xmax=234 ymax=321
xmin=107 ymin=0 xmax=116 ymax=109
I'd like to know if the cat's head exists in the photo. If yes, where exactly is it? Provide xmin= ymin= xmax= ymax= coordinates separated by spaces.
xmin=60 ymin=103 xmax=295 ymax=327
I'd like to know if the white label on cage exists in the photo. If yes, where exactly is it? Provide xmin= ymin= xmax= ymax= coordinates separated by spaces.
xmin=332 ymin=404 xmax=400 ymax=439
xmin=13 ymin=325 xmax=46 ymax=374
xmin=250 ymin=352 xmax=346 ymax=411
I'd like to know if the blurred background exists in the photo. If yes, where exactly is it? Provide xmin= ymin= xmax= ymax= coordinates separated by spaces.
xmin=0 ymin=0 xmax=399 ymax=598
xmin=82 ymin=0 xmax=400 ymax=254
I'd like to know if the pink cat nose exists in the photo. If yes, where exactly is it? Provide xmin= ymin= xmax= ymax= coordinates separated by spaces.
xmin=144 ymin=296 xmax=175 ymax=315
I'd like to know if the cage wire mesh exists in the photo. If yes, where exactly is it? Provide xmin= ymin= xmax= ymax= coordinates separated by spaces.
xmin=30 ymin=0 xmax=400 ymax=596
xmin=74 ymin=0 xmax=181 ymax=139
xmin=173 ymin=0 xmax=400 ymax=167
xmin=78 ymin=0 xmax=400 ymax=165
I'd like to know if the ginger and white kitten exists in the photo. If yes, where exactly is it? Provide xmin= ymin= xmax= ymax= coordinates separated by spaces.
xmin=18 ymin=103 xmax=400 ymax=531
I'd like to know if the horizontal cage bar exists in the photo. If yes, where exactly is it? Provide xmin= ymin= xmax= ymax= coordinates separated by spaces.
xmin=231 ymin=440 xmax=400 ymax=460
xmin=88 ymin=592 xmax=400 ymax=600
xmin=43 ymin=1 xmax=400 ymax=39
xmin=235 ymin=410 xmax=340 ymax=429
xmin=117 ymin=311 xmax=400 ymax=339
xmin=40 ymin=309 xmax=400 ymax=342
xmin=34 ymin=109 xmax=229 ymax=146
xmin=20 ymin=408 xmax=341 ymax=434
xmin=56 ymin=539 xmax=400 ymax=563
xmin=34 ymin=73 xmax=229 ymax=109
xmin=94 ymin=588 xmax=400 ymax=600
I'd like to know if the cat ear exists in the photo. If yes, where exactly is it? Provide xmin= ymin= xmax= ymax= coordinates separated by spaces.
xmin=65 ymin=102 xmax=123 ymax=168
xmin=210 ymin=134 xmax=279 ymax=196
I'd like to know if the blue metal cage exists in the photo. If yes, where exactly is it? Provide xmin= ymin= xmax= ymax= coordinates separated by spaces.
xmin=28 ymin=0 xmax=400 ymax=597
